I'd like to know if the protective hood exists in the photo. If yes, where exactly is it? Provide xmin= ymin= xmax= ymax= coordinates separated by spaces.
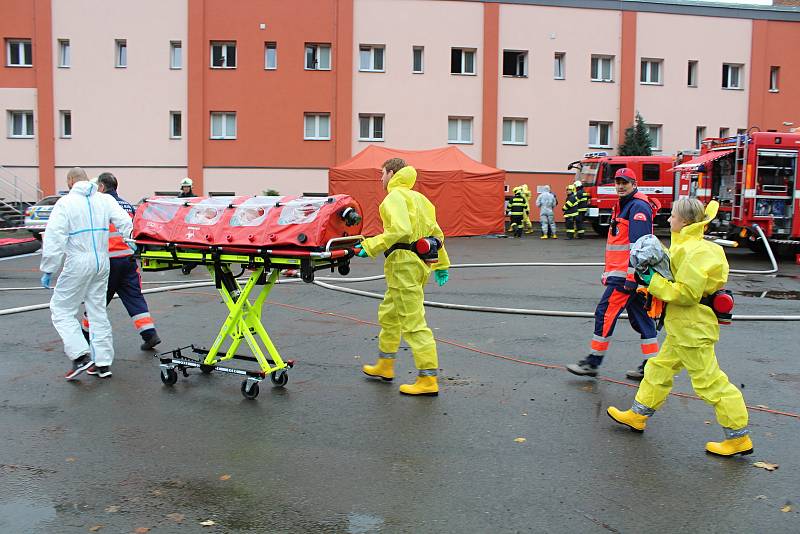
xmin=70 ymin=180 xmax=98 ymax=198
xmin=387 ymin=166 xmax=417 ymax=192
xmin=673 ymin=200 xmax=719 ymax=245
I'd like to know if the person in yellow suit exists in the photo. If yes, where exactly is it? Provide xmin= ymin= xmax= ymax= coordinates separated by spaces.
xmin=607 ymin=198 xmax=753 ymax=457
xmin=354 ymin=158 xmax=451 ymax=396
xmin=513 ymin=184 xmax=534 ymax=234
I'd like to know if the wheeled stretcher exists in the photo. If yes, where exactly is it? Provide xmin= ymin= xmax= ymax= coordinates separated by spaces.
xmin=133 ymin=194 xmax=363 ymax=399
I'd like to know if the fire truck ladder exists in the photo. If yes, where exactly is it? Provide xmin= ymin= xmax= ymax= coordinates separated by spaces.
xmin=732 ymin=134 xmax=748 ymax=223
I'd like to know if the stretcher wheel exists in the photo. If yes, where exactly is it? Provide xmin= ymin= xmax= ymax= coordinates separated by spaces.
xmin=270 ymin=370 xmax=288 ymax=387
xmin=200 ymin=364 xmax=214 ymax=374
xmin=337 ymin=262 xmax=350 ymax=276
xmin=161 ymin=368 xmax=178 ymax=385
xmin=241 ymin=380 xmax=260 ymax=399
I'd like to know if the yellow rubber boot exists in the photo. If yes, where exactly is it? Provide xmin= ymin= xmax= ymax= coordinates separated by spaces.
xmin=705 ymin=435 xmax=754 ymax=457
xmin=607 ymin=406 xmax=648 ymax=432
xmin=399 ymin=375 xmax=438 ymax=396
xmin=362 ymin=358 xmax=395 ymax=381
xmin=551 ymin=234 xmax=558 ymax=239
xmin=540 ymin=235 xmax=548 ymax=239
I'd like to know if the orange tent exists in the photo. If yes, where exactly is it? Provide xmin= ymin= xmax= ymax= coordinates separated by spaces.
xmin=329 ymin=146 xmax=506 ymax=236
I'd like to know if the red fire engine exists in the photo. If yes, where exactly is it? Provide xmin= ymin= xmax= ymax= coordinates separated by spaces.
xmin=672 ymin=132 xmax=800 ymax=254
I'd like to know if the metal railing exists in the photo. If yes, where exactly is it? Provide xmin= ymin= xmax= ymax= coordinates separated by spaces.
xmin=0 ymin=165 xmax=43 ymax=204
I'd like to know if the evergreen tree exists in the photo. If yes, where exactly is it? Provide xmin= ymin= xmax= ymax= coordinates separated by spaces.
xmin=618 ymin=112 xmax=652 ymax=156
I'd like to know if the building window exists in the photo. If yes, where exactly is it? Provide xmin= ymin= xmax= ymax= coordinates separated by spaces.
xmin=210 ymin=112 xmax=236 ymax=139
xmin=554 ymin=52 xmax=565 ymax=80
xmin=359 ymin=45 xmax=384 ymax=72
xmin=170 ymin=41 xmax=182 ymax=69
xmin=359 ymin=114 xmax=384 ymax=141
xmin=305 ymin=43 xmax=331 ymax=70
xmin=6 ymin=39 xmax=32 ymax=67
xmin=58 ymin=39 xmax=70 ymax=68
xmin=502 ymin=50 xmax=527 ymax=77
xmin=170 ymin=111 xmax=182 ymax=139
xmin=8 ymin=110 xmax=34 ymax=138
xmin=588 ymin=121 xmax=612 ymax=147
xmin=412 ymin=46 xmax=424 ymax=73
xmin=640 ymin=59 xmax=663 ymax=85
xmin=719 ymin=127 xmax=730 ymax=138
xmin=304 ymin=113 xmax=330 ymax=140
xmin=769 ymin=66 xmax=779 ymax=92
xmin=722 ymin=63 xmax=743 ymax=90
xmin=59 ymin=110 xmax=71 ymax=138
xmin=211 ymin=41 xmax=236 ymax=68
xmin=695 ymin=126 xmax=706 ymax=149
xmin=591 ymin=55 xmax=613 ymax=82
xmin=265 ymin=42 xmax=277 ymax=70
xmin=115 ymin=39 xmax=127 ymax=68
xmin=451 ymin=48 xmax=476 ymax=75
xmin=646 ymin=124 xmax=662 ymax=151
xmin=737 ymin=128 xmax=747 ymax=136
xmin=447 ymin=117 xmax=473 ymax=144
xmin=687 ymin=60 xmax=698 ymax=87
xmin=502 ymin=118 xmax=527 ymax=145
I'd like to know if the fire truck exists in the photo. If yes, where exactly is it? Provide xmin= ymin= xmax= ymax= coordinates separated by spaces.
xmin=568 ymin=152 xmax=682 ymax=235
xmin=672 ymin=131 xmax=800 ymax=254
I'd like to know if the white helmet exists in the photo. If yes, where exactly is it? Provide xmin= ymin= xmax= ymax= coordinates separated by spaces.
xmin=180 ymin=177 xmax=193 ymax=187
xmin=573 ymin=180 xmax=583 ymax=188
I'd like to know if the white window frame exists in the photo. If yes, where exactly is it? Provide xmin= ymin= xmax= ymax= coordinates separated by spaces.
xmin=640 ymin=58 xmax=663 ymax=85
xmin=359 ymin=45 xmax=385 ymax=72
xmin=59 ymin=110 xmax=71 ymax=138
xmin=646 ymin=124 xmax=662 ymax=151
xmin=554 ymin=52 xmax=565 ymax=80
xmin=451 ymin=48 xmax=476 ymax=76
xmin=58 ymin=39 xmax=70 ymax=68
xmin=210 ymin=112 xmax=236 ymax=140
xmin=447 ymin=116 xmax=473 ymax=144
xmin=412 ymin=46 xmax=424 ymax=74
xmin=502 ymin=50 xmax=528 ymax=78
xmin=304 ymin=113 xmax=331 ymax=140
xmin=502 ymin=118 xmax=527 ymax=145
xmin=305 ymin=43 xmax=331 ymax=71
xmin=210 ymin=41 xmax=236 ymax=69
xmin=170 ymin=111 xmax=182 ymax=139
xmin=590 ymin=55 xmax=614 ymax=82
xmin=695 ymin=126 xmax=707 ymax=150
xmin=265 ymin=42 xmax=277 ymax=70
xmin=769 ymin=66 xmax=779 ymax=92
xmin=8 ymin=110 xmax=34 ymax=138
xmin=722 ymin=63 xmax=743 ymax=90
xmin=170 ymin=41 xmax=182 ymax=69
xmin=358 ymin=114 xmax=384 ymax=142
xmin=687 ymin=60 xmax=698 ymax=87
xmin=115 ymin=39 xmax=127 ymax=68
xmin=6 ymin=39 xmax=32 ymax=67
xmin=588 ymin=121 xmax=612 ymax=148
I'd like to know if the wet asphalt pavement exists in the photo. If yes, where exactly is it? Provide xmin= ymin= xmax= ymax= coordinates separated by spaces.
xmin=1 ymin=234 xmax=799 ymax=533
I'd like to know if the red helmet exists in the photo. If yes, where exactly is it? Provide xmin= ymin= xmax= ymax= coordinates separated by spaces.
xmin=614 ymin=167 xmax=637 ymax=182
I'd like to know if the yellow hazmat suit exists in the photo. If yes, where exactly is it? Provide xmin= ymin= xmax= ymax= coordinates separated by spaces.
xmin=360 ymin=166 xmax=450 ymax=375
xmin=513 ymin=184 xmax=534 ymax=233
xmin=634 ymin=202 xmax=750 ymax=443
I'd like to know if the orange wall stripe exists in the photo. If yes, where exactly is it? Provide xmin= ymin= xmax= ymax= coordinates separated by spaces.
xmin=482 ymin=3 xmax=499 ymax=167
xmin=34 ymin=0 xmax=54 ymax=196
xmin=334 ymin=0 xmax=353 ymax=165
xmin=618 ymin=10 xmax=637 ymax=145
xmin=187 ymin=0 xmax=205 ymax=194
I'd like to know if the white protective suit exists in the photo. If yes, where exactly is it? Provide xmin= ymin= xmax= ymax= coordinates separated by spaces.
xmin=535 ymin=187 xmax=558 ymax=236
xmin=40 ymin=180 xmax=134 ymax=366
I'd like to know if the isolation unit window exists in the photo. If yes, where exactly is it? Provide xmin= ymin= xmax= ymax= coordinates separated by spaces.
xmin=60 ymin=110 xmax=71 ymax=138
xmin=265 ymin=42 xmax=277 ymax=70
xmin=58 ymin=39 xmax=70 ymax=68
xmin=722 ymin=63 xmax=743 ymax=90
xmin=588 ymin=121 xmax=612 ymax=147
xmin=719 ymin=127 xmax=730 ymax=138
xmin=687 ymin=60 xmax=698 ymax=87
xmin=502 ymin=118 xmax=526 ymax=145
xmin=502 ymin=50 xmax=527 ymax=77
xmin=359 ymin=114 xmax=384 ymax=141
xmin=8 ymin=110 xmax=34 ymax=138
xmin=304 ymin=113 xmax=330 ymax=140
xmin=6 ymin=39 xmax=32 ymax=67
xmin=170 ymin=111 xmax=182 ymax=139
xmin=646 ymin=124 xmax=662 ymax=151
xmin=170 ymin=41 xmax=182 ymax=69
xmin=210 ymin=112 xmax=236 ymax=139
xmin=447 ymin=117 xmax=473 ymax=144
xmin=769 ymin=66 xmax=779 ymax=92
xmin=359 ymin=45 xmax=384 ymax=72
xmin=305 ymin=43 xmax=331 ymax=70
xmin=211 ymin=42 xmax=236 ymax=68
xmin=115 ymin=39 xmax=127 ymax=68
xmin=695 ymin=126 xmax=706 ymax=149
xmin=642 ymin=163 xmax=661 ymax=182
xmin=590 ymin=55 xmax=613 ymax=82
xmin=412 ymin=46 xmax=424 ymax=73
xmin=554 ymin=52 xmax=565 ymax=80
xmin=451 ymin=48 xmax=476 ymax=75
xmin=640 ymin=59 xmax=663 ymax=85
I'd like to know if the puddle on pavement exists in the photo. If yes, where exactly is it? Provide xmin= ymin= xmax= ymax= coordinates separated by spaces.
xmin=736 ymin=290 xmax=800 ymax=300
xmin=0 ymin=498 xmax=56 ymax=530
xmin=348 ymin=512 xmax=385 ymax=533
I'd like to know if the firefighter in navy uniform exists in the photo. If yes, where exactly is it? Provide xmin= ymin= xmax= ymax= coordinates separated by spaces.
xmin=574 ymin=180 xmax=590 ymax=239
xmin=507 ymin=190 xmax=528 ymax=238
xmin=562 ymin=184 xmax=579 ymax=239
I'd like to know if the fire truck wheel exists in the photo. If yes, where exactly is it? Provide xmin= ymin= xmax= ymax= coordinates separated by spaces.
xmin=241 ymin=381 xmax=260 ymax=399
xmin=200 ymin=364 xmax=214 ymax=374
xmin=160 ymin=368 xmax=178 ymax=386
xmin=270 ymin=370 xmax=289 ymax=387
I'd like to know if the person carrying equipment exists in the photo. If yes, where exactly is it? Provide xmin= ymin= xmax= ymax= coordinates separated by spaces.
xmin=607 ymin=198 xmax=753 ymax=457
xmin=178 ymin=177 xmax=196 ymax=198
xmin=513 ymin=184 xmax=534 ymax=234
xmin=507 ymin=190 xmax=528 ymax=238
xmin=40 ymin=168 xmax=134 ymax=380
xmin=562 ymin=184 xmax=579 ymax=239
xmin=574 ymin=180 xmax=589 ymax=239
xmin=535 ymin=185 xmax=558 ymax=239
xmin=353 ymin=158 xmax=450 ymax=396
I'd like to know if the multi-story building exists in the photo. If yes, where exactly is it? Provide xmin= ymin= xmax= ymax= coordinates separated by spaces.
xmin=2 ymin=0 xmax=799 ymax=204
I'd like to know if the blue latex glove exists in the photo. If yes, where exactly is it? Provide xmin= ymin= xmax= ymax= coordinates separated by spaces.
xmin=636 ymin=267 xmax=655 ymax=286
xmin=353 ymin=244 xmax=368 ymax=258
xmin=128 ymin=241 xmax=137 ymax=253
xmin=434 ymin=269 xmax=449 ymax=287
xmin=41 ymin=272 xmax=52 ymax=289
